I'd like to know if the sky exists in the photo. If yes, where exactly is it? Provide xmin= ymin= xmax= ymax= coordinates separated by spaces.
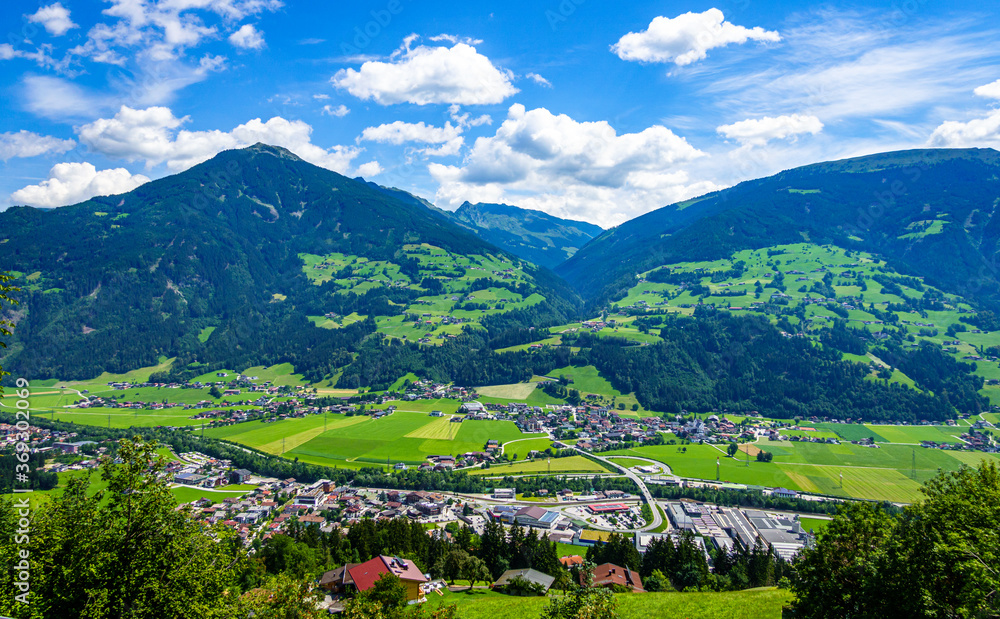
xmin=1 ymin=0 xmax=1000 ymax=228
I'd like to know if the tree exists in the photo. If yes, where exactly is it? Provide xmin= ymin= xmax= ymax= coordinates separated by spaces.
xmin=726 ymin=442 xmax=739 ymax=457
xmin=435 ymin=549 xmax=469 ymax=584
xmin=0 ymin=272 xmax=18 ymax=394
xmin=0 ymin=437 xmax=252 ymax=618
xmin=790 ymin=496 xmax=908 ymax=618
xmin=462 ymin=556 xmax=492 ymax=590
xmin=539 ymin=585 xmax=617 ymax=619
xmin=235 ymin=572 xmax=323 ymax=618
xmin=209 ymin=385 xmax=223 ymax=399
xmin=366 ymin=572 xmax=408 ymax=611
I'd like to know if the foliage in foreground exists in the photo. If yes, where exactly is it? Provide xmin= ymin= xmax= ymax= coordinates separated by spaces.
xmin=792 ymin=462 xmax=1000 ymax=618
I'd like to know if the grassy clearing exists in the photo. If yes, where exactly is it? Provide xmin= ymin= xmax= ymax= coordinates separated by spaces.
xmin=475 ymin=383 xmax=537 ymax=399
xmin=799 ymin=517 xmax=833 ymax=534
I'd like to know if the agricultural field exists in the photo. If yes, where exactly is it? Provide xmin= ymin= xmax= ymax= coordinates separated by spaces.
xmin=609 ymin=242 xmax=1000 ymax=389
xmin=608 ymin=440 xmax=1000 ymax=503
xmin=422 ymin=587 xmax=794 ymax=619
xmin=210 ymin=411 xmax=545 ymax=468
xmin=300 ymin=244 xmax=546 ymax=345
xmin=468 ymin=455 xmax=615 ymax=476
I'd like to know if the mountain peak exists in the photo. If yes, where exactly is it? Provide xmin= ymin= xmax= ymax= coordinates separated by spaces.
xmin=240 ymin=142 xmax=303 ymax=160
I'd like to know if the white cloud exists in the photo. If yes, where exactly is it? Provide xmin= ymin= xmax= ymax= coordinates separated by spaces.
xmin=429 ymin=34 xmax=484 ymax=45
xmin=331 ymin=39 xmax=518 ymax=105
xmin=429 ymin=104 xmax=714 ymax=227
xmin=76 ymin=105 xmax=367 ymax=174
xmin=322 ymin=104 xmax=350 ymax=117
xmin=974 ymin=79 xmax=1000 ymax=100
xmin=0 ymin=131 xmax=76 ymax=160
xmin=928 ymin=80 xmax=1000 ymax=148
xmin=22 ymin=75 xmax=114 ymax=119
xmin=11 ymin=162 xmax=150 ymax=207
xmin=27 ymin=3 xmax=78 ymax=36
xmin=526 ymin=72 xmax=552 ymax=87
xmin=360 ymin=120 xmax=464 ymax=157
xmin=717 ymin=114 xmax=823 ymax=146
xmin=355 ymin=161 xmax=383 ymax=177
xmin=612 ymin=8 xmax=780 ymax=66
xmin=312 ymin=93 xmax=330 ymax=100
xmin=229 ymin=24 xmax=264 ymax=49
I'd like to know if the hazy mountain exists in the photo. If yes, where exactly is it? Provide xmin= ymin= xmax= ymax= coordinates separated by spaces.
xmin=557 ymin=148 xmax=1000 ymax=308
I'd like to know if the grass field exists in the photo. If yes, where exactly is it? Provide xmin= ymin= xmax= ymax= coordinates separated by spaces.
xmin=608 ymin=441 xmax=1000 ymax=503
xmin=224 ymin=412 xmax=548 ymax=466
xmin=799 ymin=517 xmax=833 ymax=534
xmin=422 ymin=588 xmax=794 ymax=619
xmin=468 ymin=455 xmax=614 ymax=476
xmin=476 ymin=383 xmax=538 ymax=399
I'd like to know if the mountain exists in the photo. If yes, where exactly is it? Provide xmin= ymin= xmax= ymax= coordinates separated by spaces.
xmin=557 ymin=148 xmax=1000 ymax=308
xmin=0 ymin=144 xmax=580 ymax=382
xmin=445 ymin=202 xmax=603 ymax=270
xmin=362 ymin=185 xmax=602 ymax=270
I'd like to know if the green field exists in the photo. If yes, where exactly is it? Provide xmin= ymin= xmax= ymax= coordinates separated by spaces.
xmin=209 ymin=412 xmax=547 ymax=467
xmin=422 ymin=588 xmax=794 ymax=619
xmin=544 ymin=365 xmax=653 ymax=415
xmin=468 ymin=455 xmax=614 ymax=476
xmin=608 ymin=441 xmax=1000 ymax=503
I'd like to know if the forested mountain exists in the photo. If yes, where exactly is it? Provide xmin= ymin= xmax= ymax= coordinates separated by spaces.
xmin=0 ymin=144 xmax=580 ymax=382
xmin=557 ymin=148 xmax=1000 ymax=308
xmin=364 ymin=186 xmax=604 ymax=270
xmin=446 ymin=202 xmax=603 ymax=270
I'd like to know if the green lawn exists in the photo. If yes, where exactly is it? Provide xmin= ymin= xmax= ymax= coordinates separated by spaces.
xmin=422 ymin=588 xmax=794 ymax=619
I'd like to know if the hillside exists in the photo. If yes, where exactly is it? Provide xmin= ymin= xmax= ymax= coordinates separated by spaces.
xmin=447 ymin=202 xmax=603 ymax=270
xmin=557 ymin=148 xmax=1000 ymax=310
xmin=0 ymin=144 xmax=580 ymax=383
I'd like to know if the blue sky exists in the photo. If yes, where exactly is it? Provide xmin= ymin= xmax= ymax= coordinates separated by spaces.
xmin=2 ymin=0 xmax=999 ymax=226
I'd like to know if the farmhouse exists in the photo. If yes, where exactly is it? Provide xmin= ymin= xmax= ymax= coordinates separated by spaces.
xmin=584 ymin=563 xmax=645 ymax=593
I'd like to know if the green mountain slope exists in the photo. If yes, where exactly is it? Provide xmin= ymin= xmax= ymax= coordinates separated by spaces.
xmin=0 ymin=144 xmax=580 ymax=382
xmin=557 ymin=148 xmax=1000 ymax=309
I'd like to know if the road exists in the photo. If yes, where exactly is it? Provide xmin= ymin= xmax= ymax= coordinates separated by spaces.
xmin=571 ymin=447 xmax=664 ymax=532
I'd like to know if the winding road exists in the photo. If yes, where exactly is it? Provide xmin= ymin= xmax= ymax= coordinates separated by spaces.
xmin=570 ymin=447 xmax=664 ymax=532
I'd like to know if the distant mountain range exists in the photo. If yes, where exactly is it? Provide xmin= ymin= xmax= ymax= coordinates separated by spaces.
xmin=364 ymin=182 xmax=603 ymax=270
xmin=558 ymin=148 xmax=1000 ymax=308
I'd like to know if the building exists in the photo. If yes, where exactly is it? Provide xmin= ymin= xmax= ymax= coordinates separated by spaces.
xmin=559 ymin=555 xmax=584 ymax=569
xmin=230 ymin=468 xmax=252 ymax=484
xmin=514 ymin=506 xmax=560 ymax=529
xmin=584 ymin=563 xmax=645 ymax=593
xmin=174 ymin=473 xmax=207 ymax=486
xmin=492 ymin=488 xmax=516 ymax=500
xmin=587 ymin=503 xmax=629 ymax=515
xmin=493 ymin=568 xmax=555 ymax=594
xmin=346 ymin=556 xmax=428 ymax=603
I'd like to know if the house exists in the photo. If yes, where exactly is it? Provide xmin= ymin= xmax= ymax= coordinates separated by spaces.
xmin=318 ymin=564 xmax=358 ymax=594
xmin=559 ymin=555 xmax=585 ymax=569
xmin=492 ymin=488 xmax=516 ymax=500
xmin=174 ymin=473 xmax=207 ymax=486
xmin=584 ymin=563 xmax=644 ymax=593
xmin=230 ymin=468 xmax=252 ymax=484
xmin=347 ymin=555 xmax=428 ymax=603
xmin=493 ymin=568 xmax=555 ymax=594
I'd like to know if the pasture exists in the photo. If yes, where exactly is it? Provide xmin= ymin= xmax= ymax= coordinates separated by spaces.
xmin=468 ymin=455 xmax=615 ymax=476
xmin=608 ymin=440 xmax=1000 ymax=503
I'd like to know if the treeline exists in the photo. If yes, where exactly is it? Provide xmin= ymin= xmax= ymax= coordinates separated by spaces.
xmin=647 ymin=484 xmax=847 ymax=515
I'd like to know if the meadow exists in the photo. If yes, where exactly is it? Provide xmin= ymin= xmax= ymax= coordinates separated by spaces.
xmin=207 ymin=411 xmax=545 ymax=468
xmin=467 ymin=455 xmax=615 ymax=476
xmin=421 ymin=587 xmax=794 ymax=619
xmin=607 ymin=440 xmax=1000 ymax=503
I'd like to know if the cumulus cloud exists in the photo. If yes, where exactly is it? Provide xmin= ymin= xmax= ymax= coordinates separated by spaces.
xmin=429 ymin=104 xmax=715 ymax=227
xmin=77 ymin=105 xmax=368 ymax=174
xmin=0 ymin=130 xmax=76 ymax=160
xmin=11 ymin=162 xmax=150 ymax=207
xmin=355 ymin=161 xmax=383 ymax=177
xmin=927 ymin=80 xmax=1000 ymax=147
xmin=360 ymin=120 xmax=465 ymax=157
xmin=27 ymin=3 xmax=78 ymax=36
xmin=331 ymin=39 xmax=518 ymax=105
xmin=322 ymin=104 xmax=350 ymax=117
xmin=717 ymin=114 xmax=823 ymax=146
xmin=974 ymin=79 xmax=1000 ymax=100
xmin=229 ymin=24 xmax=264 ymax=49
xmin=612 ymin=8 xmax=780 ymax=66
